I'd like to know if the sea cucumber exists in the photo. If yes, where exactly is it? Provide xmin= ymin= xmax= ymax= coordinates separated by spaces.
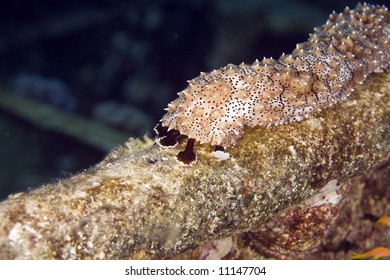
xmin=155 ymin=3 xmax=390 ymax=165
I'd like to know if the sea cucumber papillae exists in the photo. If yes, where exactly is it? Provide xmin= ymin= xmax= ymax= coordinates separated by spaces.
xmin=155 ymin=3 xmax=390 ymax=165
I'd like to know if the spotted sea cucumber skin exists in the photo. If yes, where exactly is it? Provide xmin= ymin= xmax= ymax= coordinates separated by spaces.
xmin=160 ymin=3 xmax=390 ymax=148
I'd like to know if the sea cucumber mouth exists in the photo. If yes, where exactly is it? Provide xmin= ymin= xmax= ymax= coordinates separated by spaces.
xmin=154 ymin=122 xmax=197 ymax=165
xmin=155 ymin=122 xmax=229 ymax=165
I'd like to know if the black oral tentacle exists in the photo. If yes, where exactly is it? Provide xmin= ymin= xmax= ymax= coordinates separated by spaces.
xmin=177 ymin=138 xmax=196 ymax=165
xmin=155 ymin=122 xmax=180 ymax=147
xmin=214 ymin=145 xmax=224 ymax=152
xmin=160 ymin=129 xmax=180 ymax=146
